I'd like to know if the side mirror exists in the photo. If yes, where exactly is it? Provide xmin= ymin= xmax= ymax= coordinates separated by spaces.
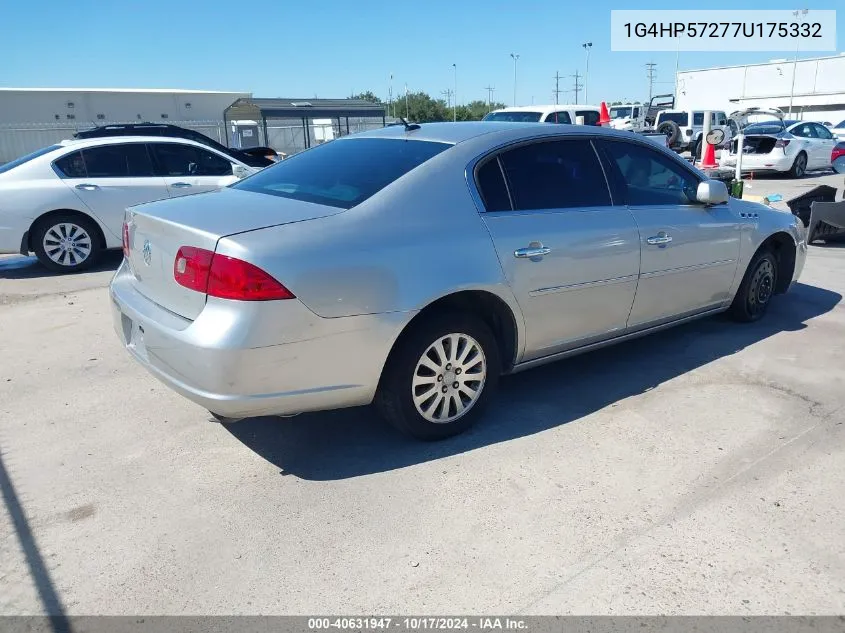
xmin=696 ymin=180 xmax=729 ymax=205
xmin=232 ymin=164 xmax=250 ymax=180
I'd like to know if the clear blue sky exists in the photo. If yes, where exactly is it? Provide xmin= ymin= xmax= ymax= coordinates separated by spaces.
xmin=1 ymin=0 xmax=841 ymax=106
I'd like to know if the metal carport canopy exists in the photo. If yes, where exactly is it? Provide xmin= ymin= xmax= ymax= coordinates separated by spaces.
xmin=225 ymin=97 xmax=386 ymax=119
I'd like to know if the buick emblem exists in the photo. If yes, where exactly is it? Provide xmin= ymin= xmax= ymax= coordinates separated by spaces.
xmin=142 ymin=240 xmax=152 ymax=266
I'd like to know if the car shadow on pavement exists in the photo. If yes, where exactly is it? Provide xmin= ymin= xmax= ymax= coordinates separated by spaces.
xmin=225 ymin=282 xmax=841 ymax=481
xmin=0 ymin=251 xmax=122 ymax=280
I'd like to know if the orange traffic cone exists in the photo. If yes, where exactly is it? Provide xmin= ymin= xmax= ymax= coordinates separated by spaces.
xmin=700 ymin=140 xmax=718 ymax=168
xmin=599 ymin=102 xmax=611 ymax=126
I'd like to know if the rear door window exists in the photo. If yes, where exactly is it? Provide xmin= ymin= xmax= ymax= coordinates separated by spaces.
xmin=80 ymin=143 xmax=155 ymax=177
xmin=232 ymin=138 xmax=451 ymax=209
xmin=576 ymin=110 xmax=600 ymax=126
xmin=792 ymin=123 xmax=817 ymax=138
xmin=150 ymin=143 xmax=233 ymax=176
xmin=544 ymin=111 xmax=572 ymax=124
xmin=53 ymin=151 xmax=87 ymax=178
xmin=475 ymin=158 xmax=511 ymax=211
xmin=497 ymin=139 xmax=611 ymax=210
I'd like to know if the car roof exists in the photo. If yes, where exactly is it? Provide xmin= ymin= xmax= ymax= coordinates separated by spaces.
xmin=345 ymin=120 xmax=674 ymax=147
xmin=57 ymin=135 xmax=222 ymax=149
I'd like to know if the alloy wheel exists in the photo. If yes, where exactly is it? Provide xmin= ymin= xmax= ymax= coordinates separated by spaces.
xmin=42 ymin=222 xmax=92 ymax=268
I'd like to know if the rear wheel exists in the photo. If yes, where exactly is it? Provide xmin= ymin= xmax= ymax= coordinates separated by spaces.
xmin=788 ymin=152 xmax=807 ymax=178
xmin=375 ymin=313 xmax=500 ymax=440
xmin=32 ymin=213 xmax=102 ymax=273
xmin=729 ymin=250 xmax=778 ymax=322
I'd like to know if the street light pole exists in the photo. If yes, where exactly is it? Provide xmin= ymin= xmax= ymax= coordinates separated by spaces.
xmin=582 ymin=42 xmax=592 ymax=103
xmin=788 ymin=8 xmax=809 ymax=118
xmin=452 ymin=63 xmax=457 ymax=122
xmin=510 ymin=53 xmax=520 ymax=106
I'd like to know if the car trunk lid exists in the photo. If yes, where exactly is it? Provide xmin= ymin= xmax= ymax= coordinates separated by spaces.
xmin=124 ymin=187 xmax=343 ymax=320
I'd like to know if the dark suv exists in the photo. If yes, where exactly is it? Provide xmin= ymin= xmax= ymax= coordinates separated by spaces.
xmin=73 ymin=123 xmax=278 ymax=168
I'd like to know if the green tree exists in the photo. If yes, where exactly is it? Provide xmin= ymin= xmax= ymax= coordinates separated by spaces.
xmin=393 ymin=91 xmax=449 ymax=123
xmin=454 ymin=100 xmax=508 ymax=121
xmin=353 ymin=91 xmax=382 ymax=103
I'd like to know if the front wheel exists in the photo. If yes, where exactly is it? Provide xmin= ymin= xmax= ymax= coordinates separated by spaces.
xmin=32 ymin=214 xmax=102 ymax=273
xmin=729 ymin=250 xmax=779 ymax=322
xmin=375 ymin=313 xmax=500 ymax=440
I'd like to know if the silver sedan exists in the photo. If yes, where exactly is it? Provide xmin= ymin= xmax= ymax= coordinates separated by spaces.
xmin=110 ymin=122 xmax=807 ymax=439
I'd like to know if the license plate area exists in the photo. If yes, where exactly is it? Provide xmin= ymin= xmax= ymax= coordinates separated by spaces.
xmin=124 ymin=316 xmax=148 ymax=360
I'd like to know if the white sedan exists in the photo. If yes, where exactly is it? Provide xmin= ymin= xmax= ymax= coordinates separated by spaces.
xmin=721 ymin=119 xmax=837 ymax=178
xmin=0 ymin=136 xmax=258 ymax=272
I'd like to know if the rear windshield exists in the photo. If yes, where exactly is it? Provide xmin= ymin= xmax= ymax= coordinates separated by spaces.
xmin=659 ymin=112 xmax=689 ymax=126
xmin=0 ymin=144 xmax=62 ymax=175
xmin=483 ymin=111 xmax=543 ymax=123
xmin=609 ymin=107 xmax=633 ymax=119
xmin=744 ymin=121 xmax=788 ymax=134
xmin=232 ymin=138 xmax=450 ymax=209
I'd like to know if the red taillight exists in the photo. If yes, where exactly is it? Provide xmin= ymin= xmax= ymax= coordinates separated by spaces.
xmin=173 ymin=246 xmax=294 ymax=301
xmin=174 ymin=246 xmax=213 ymax=293
xmin=775 ymin=139 xmax=791 ymax=149
xmin=122 ymin=222 xmax=130 ymax=258
xmin=832 ymin=146 xmax=845 ymax=161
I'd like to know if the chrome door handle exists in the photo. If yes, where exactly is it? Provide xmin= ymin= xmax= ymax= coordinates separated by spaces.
xmin=646 ymin=234 xmax=673 ymax=245
xmin=171 ymin=182 xmax=192 ymax=188
xmin=514 ymin=246 xmax=551 ymax=258
xmin=75 ymin=184 xmax=99 ymax=191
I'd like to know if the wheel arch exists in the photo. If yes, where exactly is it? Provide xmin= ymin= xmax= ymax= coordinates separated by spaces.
xmin=378 ymin=289 xmax=523 ymax=390
xmin=755 ymin=231 xmax=797 ymax=294
xmin=27 ymin=209 xmax=108 ymax=253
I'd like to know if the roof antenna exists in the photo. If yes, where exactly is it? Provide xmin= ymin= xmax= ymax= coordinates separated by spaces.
xmin=398 ymin=116 xmax=420 ymax=131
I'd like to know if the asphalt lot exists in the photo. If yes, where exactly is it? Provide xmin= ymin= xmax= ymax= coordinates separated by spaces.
xmin=1 ymin=173 xmax=844 ymax=616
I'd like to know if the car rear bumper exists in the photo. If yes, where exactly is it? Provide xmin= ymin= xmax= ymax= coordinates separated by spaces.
xmin=721 ymin=152 xmax=793 ymax=172
xmin=109 ymin=260 xmax=411 ymax=418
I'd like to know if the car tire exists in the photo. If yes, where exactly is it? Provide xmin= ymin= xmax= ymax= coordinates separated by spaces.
xmin=788 ymin=152 xmax=807 ymax=178
xmin=729 ymin=249 xmax=779 ymax=323
xmin=657 ymin=120 xmax=681 ymax=147
xmin=32 ymin=213 xmax=102 ymax=273
xmin=375 ymin=312 xmax=501 ymax=440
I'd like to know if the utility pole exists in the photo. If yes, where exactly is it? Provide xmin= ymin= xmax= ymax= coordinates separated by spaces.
xmin=452 ymin=63 xmax=458 ymax=122
xmin=553 ymin=71 xmax=562 ymax=105
xmin=441 ymin=89 xmax=454 ymax=113
xmin=582 ymin=42 xmax=592 ymax=103
xmin=389 ymin=73 xmax=393 ymax=118
xmin=788 ymin=9 xmax=809 ymax=117
xmin=484 ymin=85 xmax=496 ymax=112
xmin=571 ymin=70 xmax=583 ymax=105
xmin=645 ymin=62 xmax=657 ymax=103
xmin=510 ymin=53 xmax=520 ymax=106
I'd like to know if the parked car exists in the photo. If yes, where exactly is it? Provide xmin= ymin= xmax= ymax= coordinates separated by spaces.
xmin=832 ymin=141 xmax=845 ymax=174
xmin=655 ymin=109 xmax=732 ymax=155
xmin=607 ymin=94 xmax=675 ymax=132
xmin=111 ymin=122 xmax=806 ymax=440
xmin=483 ymin=105 xmax=601 ymax=126
xmin=74 ymin=123 xmax=279 ymax=168
xmin=830 ymin=120 xmax=845 ymax=141
xmin=0 ymin=136 xmax=259 ymax=272
xmin=722 ymin=118 xmax=837 ymax=178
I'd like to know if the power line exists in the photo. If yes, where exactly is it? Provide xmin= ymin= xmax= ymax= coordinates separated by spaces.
xmin=441 ymin=88 xmax=454 ymax=109
xmin=553 ymin=71 xmax=563 ymax=105
xmin=645 ymin=62 xmax=657 ymax=102
xmin=571 ymin=70 xmax=583 ymax=105
xmin=484 ymin=85 xmax=496 ymax=111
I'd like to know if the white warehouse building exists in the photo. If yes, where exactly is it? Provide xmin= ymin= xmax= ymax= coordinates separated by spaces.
xmin=0 ymin=88 xmax=249 ymax=162
xmin=676 ymin=53 xmax=845 ymax=125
